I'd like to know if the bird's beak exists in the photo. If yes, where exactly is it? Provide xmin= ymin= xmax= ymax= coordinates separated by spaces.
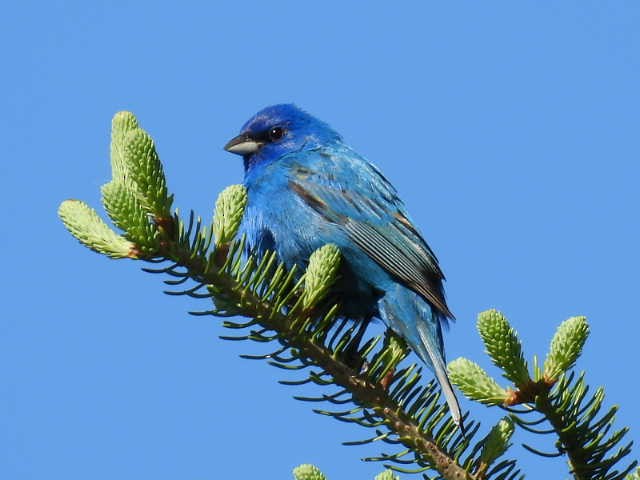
xmin=224 ymin=133 xmax=263 ymax=155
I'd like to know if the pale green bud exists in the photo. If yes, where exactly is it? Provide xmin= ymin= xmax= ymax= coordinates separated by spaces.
xmin=110 ymin=111 xmax=139 ymax=182
xmin=302 ymin=244 xmax=341 ymax=309
xmin=293 ymin=464 xmax=327 ymax=480
xmin=101 ymin=181 xmax=158 ymax=252
xmin=543 ymin=316 xmax=589 ymax=381
xmin=213 ymin=184 xmax=248 ymax=245
xmin=477 ymin=309 xmax=530 ymax=386
xmin=122 ymin=128 xmax=172 ymax=215
xmin=58 ymin=200 xmax=137 ymax=258
xmin=448 ymin=357 xmax=508 ymax=405
xmin=374 ymin=470 xmax=400 ymax=480
xmin=480 ymin=417 xmax=515 ymax=466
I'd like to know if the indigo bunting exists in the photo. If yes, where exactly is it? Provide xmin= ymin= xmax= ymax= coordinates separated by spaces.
xmin=224 ymin=104 xmax=462 ymax=426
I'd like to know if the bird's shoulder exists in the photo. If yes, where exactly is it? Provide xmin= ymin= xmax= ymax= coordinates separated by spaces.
xmin=279 ymin=145 xmax=400 ymax=208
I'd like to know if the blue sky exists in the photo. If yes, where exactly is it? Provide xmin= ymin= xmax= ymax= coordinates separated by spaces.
xmin=2 ymin=1 xmax=639 ymax=479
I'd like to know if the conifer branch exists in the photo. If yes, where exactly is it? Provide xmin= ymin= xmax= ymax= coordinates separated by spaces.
xmin=60 ymin=111 xmax=522 ymax=480
xmin=449 ymin=311 xmax=637 ymax=480
xmin=56 ymin=110 xmax=639 ymax=479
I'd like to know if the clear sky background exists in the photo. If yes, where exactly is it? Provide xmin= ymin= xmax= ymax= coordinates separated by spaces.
xmin=2 ymin=2 xmax=639 ymax=479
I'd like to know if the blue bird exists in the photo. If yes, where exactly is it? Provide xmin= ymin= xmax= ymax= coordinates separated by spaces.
xmin=224 ymin=104 xmax=462 ymax=426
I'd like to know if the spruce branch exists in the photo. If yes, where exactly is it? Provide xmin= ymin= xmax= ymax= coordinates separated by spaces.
xmin=60 ymin=111 xmax=526 ymax=480
xmin=450 ymin=310 xmax=637 ymax=480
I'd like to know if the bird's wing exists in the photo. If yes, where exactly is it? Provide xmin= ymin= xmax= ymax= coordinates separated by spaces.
xmin=285 ymin=147 xmax=453 ymax=319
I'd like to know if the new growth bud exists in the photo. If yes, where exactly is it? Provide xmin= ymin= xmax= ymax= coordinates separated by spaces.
xmin=448 ymin=357 xmax=508 ymax=405
xmin=543 ymin=316 xmax=589 ymax=381
xmin=302 ymin=244 xmax=341 ymax=310
xmin=478 ymin=309 xmax=530 ymax=387
xmin=213 ymin=184 xmax=248 ymax=245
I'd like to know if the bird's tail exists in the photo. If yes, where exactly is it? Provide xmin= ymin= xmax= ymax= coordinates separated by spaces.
xmin=379 ymin=285 xmax=463 ymax=428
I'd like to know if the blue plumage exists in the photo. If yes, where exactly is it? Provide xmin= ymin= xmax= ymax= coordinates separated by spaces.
xmin=224 ymin=104 xmax=462 ymax=425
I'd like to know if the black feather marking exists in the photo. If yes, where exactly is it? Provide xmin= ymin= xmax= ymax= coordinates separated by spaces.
xmin=343 ymin=220 xmax=453 ymax=319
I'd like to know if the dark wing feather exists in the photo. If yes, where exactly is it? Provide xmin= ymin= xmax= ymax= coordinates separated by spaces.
xmin=286 ymin=148 xmax=453 ymax=319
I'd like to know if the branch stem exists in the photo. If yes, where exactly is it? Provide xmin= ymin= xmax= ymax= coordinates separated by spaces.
xmin=165 ymin=240 xmax=476 ymax=480
xmin=535 ymin=392 xmax=589 ymax=480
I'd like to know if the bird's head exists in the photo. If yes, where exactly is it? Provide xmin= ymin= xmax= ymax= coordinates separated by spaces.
xmin=224 ymin=104 xmax=342 ymax=171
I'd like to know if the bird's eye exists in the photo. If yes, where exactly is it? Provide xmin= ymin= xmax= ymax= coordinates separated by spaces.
xmin=269 ymin=127 xmax=285 ymax=141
